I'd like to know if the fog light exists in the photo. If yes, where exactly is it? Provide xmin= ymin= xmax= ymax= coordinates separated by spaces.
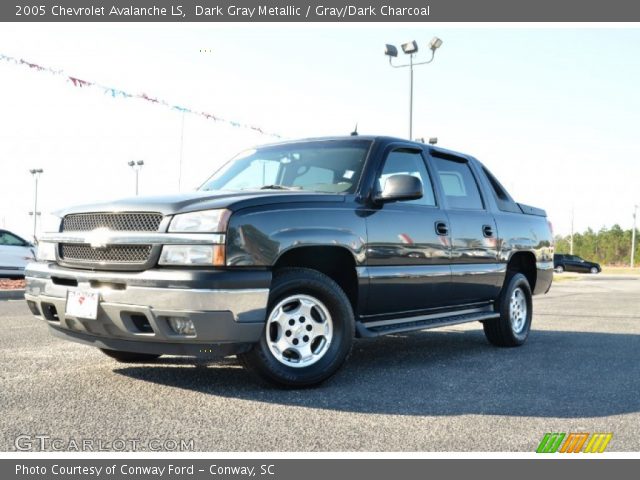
xmin=27 ymin=300 xmax=41 ymax=316
xmin=168 ymin=317 xmax=196 ymax=336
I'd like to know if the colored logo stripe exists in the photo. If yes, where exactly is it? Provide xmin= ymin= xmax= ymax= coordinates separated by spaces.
xmin=559 ymin=433 xmax=590 ymax=453
xmin=536 ymin=433 xmax=566 ymax=453
xmin=536 ymin=433 xmax=613 ymax=453
xmin=584 ymin=433 xmax=613 ymax=453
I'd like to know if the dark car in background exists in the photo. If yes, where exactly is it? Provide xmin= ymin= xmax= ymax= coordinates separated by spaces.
xmin=554 ymin=254 xmax=601 ymax=274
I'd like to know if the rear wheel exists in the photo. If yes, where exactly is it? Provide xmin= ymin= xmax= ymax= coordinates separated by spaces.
xmin=100 ymin=349 xmax=161 ymax=363
xmin=239 ymin=268 xmax=354 ymax=388
xmin=483 ymin=273 xmax=532 ymax=347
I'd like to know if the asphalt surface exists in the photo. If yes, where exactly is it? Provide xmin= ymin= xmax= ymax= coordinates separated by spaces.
xmin=1 ymin=275 xmax=639 ymax=452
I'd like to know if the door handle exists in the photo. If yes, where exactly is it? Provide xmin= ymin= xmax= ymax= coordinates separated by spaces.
xmin=435 ymin=221 xmax=449 ymax=236
xmin=482 ymin=225 xmax=494 ymax=237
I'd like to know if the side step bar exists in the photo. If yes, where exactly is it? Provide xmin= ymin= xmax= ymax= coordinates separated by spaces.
xmin=356 ymin=308 xmax=499 ymax=338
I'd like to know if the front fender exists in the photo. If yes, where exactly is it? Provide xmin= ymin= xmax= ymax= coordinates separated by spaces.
xmin=226 ymin=206 xmax=367 ymax=267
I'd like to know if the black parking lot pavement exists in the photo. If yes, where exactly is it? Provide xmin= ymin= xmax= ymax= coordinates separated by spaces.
xmin=1 ymin=275 xmax=639 ymax=451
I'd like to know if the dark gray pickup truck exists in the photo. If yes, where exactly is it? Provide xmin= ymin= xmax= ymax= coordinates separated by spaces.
xmin=25 ymin=136 xmax=553 ymax=386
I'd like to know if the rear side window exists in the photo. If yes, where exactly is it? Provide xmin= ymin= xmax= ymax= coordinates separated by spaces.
xmin=482 ymin=166 xmax=510 ymax=201
xmin=433 ymin=156 xmax=484 ymax=210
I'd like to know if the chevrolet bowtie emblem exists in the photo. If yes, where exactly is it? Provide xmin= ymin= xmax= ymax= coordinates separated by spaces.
xmin=88 ymin=227 xmax=111 ymax=250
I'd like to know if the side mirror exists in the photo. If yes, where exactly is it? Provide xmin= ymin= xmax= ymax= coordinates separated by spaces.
xmin=375 ymin=174 xmax=423 ymax=203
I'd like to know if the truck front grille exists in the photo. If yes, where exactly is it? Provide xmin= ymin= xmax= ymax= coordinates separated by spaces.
xmin=59 ymin=244 xmax=153 ymax=264
xmin=62 ymin=212 xmax=163 ymax=232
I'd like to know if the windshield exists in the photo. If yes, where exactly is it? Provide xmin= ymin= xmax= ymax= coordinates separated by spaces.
xmin=200 ymin=140 xmax=371 ymax=193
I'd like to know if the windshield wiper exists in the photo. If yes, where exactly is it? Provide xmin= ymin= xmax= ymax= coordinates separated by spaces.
xmin=259 ymin=185 xmax=300 ymax=190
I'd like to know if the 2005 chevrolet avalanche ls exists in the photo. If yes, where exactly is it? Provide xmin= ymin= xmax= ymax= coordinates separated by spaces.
xmin=25 ymin=136 xmax=553 ymax=386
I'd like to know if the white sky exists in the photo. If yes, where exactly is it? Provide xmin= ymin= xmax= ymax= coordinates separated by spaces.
xmin=1 ymin=24 xmax=639 ymax=239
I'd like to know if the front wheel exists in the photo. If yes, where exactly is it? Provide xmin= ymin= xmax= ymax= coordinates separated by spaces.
xmin=239 ymin=268 xmax=355 ymax=388
xmin=590 ymin=267 xmax=599 ymax=274
xmin=555 ymin=265 xmax=564 ymax=273
xmin=483 ymin=273 xmax=533 ymax=347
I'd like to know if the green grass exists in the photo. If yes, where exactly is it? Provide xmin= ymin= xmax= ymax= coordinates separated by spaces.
xmin=601 ymin=266 xmax=640 ymax=275
xmin=552 ymin=273 xmax=581 ymax=282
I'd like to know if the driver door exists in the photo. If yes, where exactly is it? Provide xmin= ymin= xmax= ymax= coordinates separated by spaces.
xmin=364 ymin=146 xmax=451 ymax=317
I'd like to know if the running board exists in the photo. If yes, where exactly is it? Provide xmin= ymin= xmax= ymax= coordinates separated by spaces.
xmin=356 ymin=309 xmax=499 ymax=338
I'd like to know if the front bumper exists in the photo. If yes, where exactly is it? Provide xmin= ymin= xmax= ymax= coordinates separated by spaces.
xmin=24 ymin=262 xmax=271 ymax=357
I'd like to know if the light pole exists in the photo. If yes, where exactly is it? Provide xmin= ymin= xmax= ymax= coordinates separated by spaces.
xmin=632 ymin=204 xmax=638 ymax=268
xmin=385 ymin=37 xmax=443 ymax=139
xmin=29 ymin=168 xmax=43 ymax=242
xmin=570 ymin=207 xmax=575 ymax=255
xmin=127 ymin=160 xmax=144 ymax=196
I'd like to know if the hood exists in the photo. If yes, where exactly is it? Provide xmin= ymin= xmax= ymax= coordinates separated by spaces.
xmin=55 ymin=189 xmax=346 ymax=217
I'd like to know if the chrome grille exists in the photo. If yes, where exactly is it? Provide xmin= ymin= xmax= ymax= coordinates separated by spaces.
xmin=59 ymin=244 xmax=152 ymax=264
xmin=62 ymin=212 xmax=162 ymax=232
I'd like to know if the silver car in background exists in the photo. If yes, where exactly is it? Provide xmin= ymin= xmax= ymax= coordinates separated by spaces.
xmin=0 ymin=229 xmax=35 ymax=277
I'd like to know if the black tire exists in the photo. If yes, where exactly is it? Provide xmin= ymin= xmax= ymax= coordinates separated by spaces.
xmin=483 ymin=273 xmax=533 ymax=347
xmin=555 ymin=265 xmax=564 ymax=273
xmin=100 ymin=349 xmax=162 ymax=363
xmin=238 ymin=268 xmax=355 ymax=388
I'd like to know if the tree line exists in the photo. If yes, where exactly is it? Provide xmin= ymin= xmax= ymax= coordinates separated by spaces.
xmin=554 ymin=225 xmax=638 ymax=266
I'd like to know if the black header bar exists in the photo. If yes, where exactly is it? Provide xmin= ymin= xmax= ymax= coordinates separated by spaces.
xmin=4 ymin=0 xmax=640 ymax=22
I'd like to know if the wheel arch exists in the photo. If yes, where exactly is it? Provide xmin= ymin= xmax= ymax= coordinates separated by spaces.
xmin=272 ymin=246 xmax=360 ymax=314
xmin=505 ymin=251 xmax=537 ymax=292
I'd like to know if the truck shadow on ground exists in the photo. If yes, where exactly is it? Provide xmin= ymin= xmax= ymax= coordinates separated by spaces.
xmin=114 ymin=329 xmax=640 ymax=418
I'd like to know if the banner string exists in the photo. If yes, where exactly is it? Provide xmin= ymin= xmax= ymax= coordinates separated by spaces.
xmin=0 ymin=53 xmax=281 ymax=138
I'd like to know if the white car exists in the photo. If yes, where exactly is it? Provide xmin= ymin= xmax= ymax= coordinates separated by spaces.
xmin=0 ymin=230 xmax=36 ymax=277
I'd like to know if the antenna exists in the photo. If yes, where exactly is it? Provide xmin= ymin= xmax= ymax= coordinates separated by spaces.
xmin=350 ymin=123 xmax=358 ymax=136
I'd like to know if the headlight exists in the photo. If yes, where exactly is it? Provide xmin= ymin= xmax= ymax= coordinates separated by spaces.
xmin=169 ymin=209 xmax=230 ymax=233
xmin=159 ymin=245 xmax=225 ymax=266
xmin=36 ymin=242 xmax=57 ymax=262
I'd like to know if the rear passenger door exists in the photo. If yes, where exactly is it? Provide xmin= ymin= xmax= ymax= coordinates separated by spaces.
xmin=364 ymin=146 xmax=451 ymax=317
xmin=428 ymin=152 xmax=501 ymax=304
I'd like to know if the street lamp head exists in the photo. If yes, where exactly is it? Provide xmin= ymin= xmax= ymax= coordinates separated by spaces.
xmin=429 ymin=37 xmax=443 ymax=51
xmin=29 ymin=168 xmax=43 ymax=174
xmin=384 ymin=44 xmax=398 ymax=58
xmin=401 ymin=41 xmax=419 ymax=55
xmin=429 ymin=137 xmax=438 ymax=145
xmin=136 ymin=160 xmax=144 ymax=166
xmin=127 ymin=161 xmax=135 ymax=167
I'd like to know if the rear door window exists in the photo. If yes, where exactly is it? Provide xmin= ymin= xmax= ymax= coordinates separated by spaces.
xmin=433 ymin=156 xmax=484 ymax=210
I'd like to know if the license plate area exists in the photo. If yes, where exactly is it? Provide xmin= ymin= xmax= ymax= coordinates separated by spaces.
xmin=65 ymin=290 xmax=99 ymax=320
